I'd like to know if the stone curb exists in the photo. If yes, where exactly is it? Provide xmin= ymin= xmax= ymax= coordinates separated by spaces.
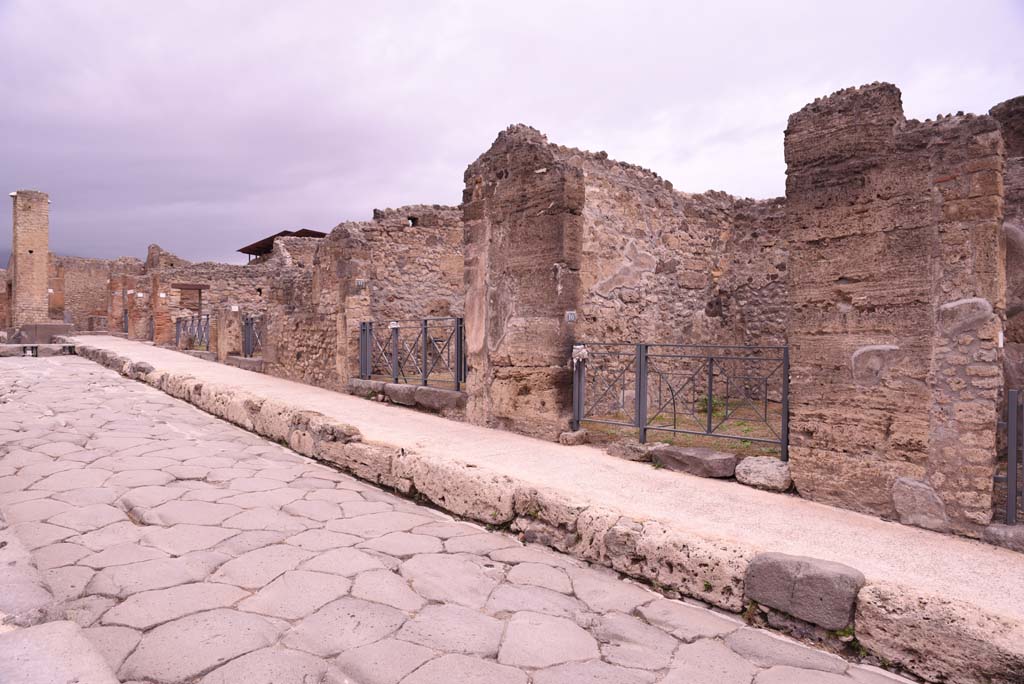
xmin=69 ymin=343 xmax=1024 ymax=684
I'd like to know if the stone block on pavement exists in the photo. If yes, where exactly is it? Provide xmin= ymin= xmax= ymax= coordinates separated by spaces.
xmin=891 ymin=478 xmax=949 ymax=532
xmin=649 ymin=445 xmax=737 ymax=478
xmin=745 ymin=552 xmax=864 ymax=630
xmin=735 ymin=457 xmax=792 ymax=491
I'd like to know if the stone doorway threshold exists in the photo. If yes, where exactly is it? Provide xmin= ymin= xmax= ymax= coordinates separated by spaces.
xmin=69 ymin=335 xmax=1024 ymax=683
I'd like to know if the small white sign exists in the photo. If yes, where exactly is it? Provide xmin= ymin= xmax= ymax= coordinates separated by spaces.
xmin=136 ymin=292 xmax=144 ymax=298
xmin=999 ymin=330 xmax=1005 ymax=349
xmin=159 ymin=293 xmax=166 ymax=298
xmin=231 ymin=305 xmax=239 ymax=312
xmin=127 ymin=289 xmax=135 ymax=295
xmin=47 ymin=288 xmax=53 ymax=294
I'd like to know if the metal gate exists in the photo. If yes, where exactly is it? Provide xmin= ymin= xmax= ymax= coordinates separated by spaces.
xmin=358 ymin=317 xmax=466 ymax=390
xmin=571 ymin=342 xmax=789 ymax=459
xmin=242 ymin=315 xmax=264 ymax=358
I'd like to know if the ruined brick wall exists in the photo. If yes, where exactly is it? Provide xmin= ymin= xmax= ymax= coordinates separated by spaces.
xmin=0 ymin=268 xmax=9 ymax=329
xmin=568 ymin=145 xmax=787 ymax=349
xmin=10 ymin=190 xmax=51 ymax=326
xmin=261 ymin=209 xmax=463 ymax=390
xmin=992 ymin=98 xmax=1024 ymax=391
xmin=463 ymin=126 xmax=788 ymax=439
xmin=784 ymin=83 xmax=1006 ymax=534
xmin=463 ymin=126 xmax=584 ymax=439
xmin=48 ymin=256 xmax=119 ymax=328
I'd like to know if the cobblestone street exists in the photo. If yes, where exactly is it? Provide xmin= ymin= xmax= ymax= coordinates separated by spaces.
xmin=0 ymin=357 xmax=907 ymax=683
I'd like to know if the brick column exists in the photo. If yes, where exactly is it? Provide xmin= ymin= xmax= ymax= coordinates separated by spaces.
xmin=10 ymin=190 xmax=50 ymax=327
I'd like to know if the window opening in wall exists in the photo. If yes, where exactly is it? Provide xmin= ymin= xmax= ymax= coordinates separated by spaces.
xmin=27 ymin=249 xmax=33 ymax=254
xmin=407 ymin=217 xmax=418 ymax=227
xmin=256 ymin=287 xmax=263 ymax=296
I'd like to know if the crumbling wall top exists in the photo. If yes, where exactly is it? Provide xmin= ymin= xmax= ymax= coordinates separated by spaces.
xmin=990 ymin=95 xmax=1024 ymax=157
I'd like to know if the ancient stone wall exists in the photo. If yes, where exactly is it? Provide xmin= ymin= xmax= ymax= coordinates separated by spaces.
xmin=784 ymin=83 xmax=1006 ymax=534
xmin=10 ymin=190 xmax=51 ymax=327
xmin=262 ymin=208 xmax=463 ymax=391
xmin=463 ymin=126 xmax=788 ymax=439
xmin=47 ymin=256 xmax=118 ymax=328
xmin=0 ymin=268 xmax=9 ymax=329
xmin=992 ymin=98 xmax=1024 ymax=393
xmin=463 ymin=126 xmax=584 ymax=439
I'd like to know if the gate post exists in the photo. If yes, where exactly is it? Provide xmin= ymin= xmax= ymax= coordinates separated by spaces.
xmin=390 ymin=321 xmax=400 ymax=384
xmin=571 ymin=347 xmax=586 ymax=432
xmin=1009 ymin=389 xmax=1020 ymax=525
xmin=421 ymin=319 xmax=429 ymax=386
xmin=706 ymin=353 xmax=714 ymax=435
xmin=781 ymin=346 xmax=790 ymax=462
xmin=454 ymin=318 xmax=464 ymax=391
xmin=636 ymin=344 xmax=648 ymax=444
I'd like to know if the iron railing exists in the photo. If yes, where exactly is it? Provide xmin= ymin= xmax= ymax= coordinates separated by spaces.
xmin=1001 ymin=389 xmax=1023 ymax=525
xmin=359 ymin=317 xmax=466 ymax=390
xmin=571 ymin=342 xmax=789 ymax=459
xmin=242 ymin=315 xmax=264 ymax=358
xmin=175 ymin=314 xmax=211 ymax=351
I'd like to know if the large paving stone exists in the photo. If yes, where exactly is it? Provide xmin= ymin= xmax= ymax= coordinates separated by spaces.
xmin=223 ymin=507 xmax=314 ymax=531
xmin=745 ymin=552 xmax=865 ymax=630
xmin=498 ymin=611 xmax=599 ymax=668
xmin=79 ymin=542 xmax=168 ymax=568
xmin=358 ymin=531 xmax=444 ymax=557
xmin=140 ymin=523 xmax=240 ymax=555
xmin=350 ymin=569 xmax=426 ymax=611
xmin=444 ymin=532 xmax=520 ymax=554
xmin=84 ymin=625 xmax=141 ymax=671
xmin=285 ymin=529 xmax=361 ymax=551
xmin=1 ymin=498 xmax=73 ymax=523
xmin=30 ymin=468 xmax=112 ymax=491
xmin=568 ymin=567 xmax=654 ymax=613
xmin=199 ymin=646 xmax=330 ymax=684
xmin=402 ymin=654 xmax=528 ymax=684
xmin=328 ymin=511 xmax=438 ymax=537
xmin=0 ymin=620 xmax=119 ymax=684
xmin=14 ymin=522 xmax=76 ymax=550
xmin=47 ymin=504 xmax=125 ymax=532
xmin=726 ymin=627 xmax=848 ymax=673
xmin=754 ymin=666 xmax=853 ymax=683
xmin=400 ymin=553 xmax=504 ymax=609
xmin=43 ymin=565 xmax=94 ymax=601
xmin=88 ymin=553 xmax=224 ymax=598
xmin=101 ymin=582 xmax=249 ymax=629
xmin=302 ymin=547 xmax=388 ymax=576
xmin=661 ymin=639 xmax=759 ymax=684
xmin=30 ymin=541 xmax=90 ymax=571
xmin=281 ymin=597 xmax=406 ymax=657
xmin=238 ymin=570 xmax=351 ymax=619
xmin=142 ymin=500 xmax=242 ymax=526
xmin=120 ymin=608 xmax=283 ymax=681
xmin=593 ymin=611 xmax=678 ymax=670
xmin=486 ymin=583 xmax=586 ymax=619
xmin=532 ymin=660 xmax=658 ymax=684
xmin=637 ymin=598 xmax=741 ymax=642
xmin=507 ymin=562 xmax=573 ymax=593
xmin=211 ymin=544 xmax=316 ymax=589
xmin=397 ymin=604 xmax=504 ymax=656
xmin=333 ymin=637 xmax=436 ymax=684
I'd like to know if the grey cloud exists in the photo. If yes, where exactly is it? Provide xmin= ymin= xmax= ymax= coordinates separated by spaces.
xmin=0 ymin=0 xmax=1021 ymax=265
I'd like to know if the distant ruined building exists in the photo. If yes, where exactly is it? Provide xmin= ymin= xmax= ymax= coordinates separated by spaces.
xmin=4 ymin=82 xmax=1023 ymax=543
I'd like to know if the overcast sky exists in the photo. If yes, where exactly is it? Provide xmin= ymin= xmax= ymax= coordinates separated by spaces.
xmin=1 ymin=1 xmax=1022 ymax=265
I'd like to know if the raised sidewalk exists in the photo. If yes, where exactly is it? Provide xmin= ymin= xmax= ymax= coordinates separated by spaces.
xmin=71 ymin=335 xmax=1024 ymax=683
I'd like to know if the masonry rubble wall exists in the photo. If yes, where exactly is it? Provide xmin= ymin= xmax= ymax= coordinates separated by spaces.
xmin=262 ymin=206 xmax=464 ymax=390
xmin=784 ymin=83 xmax=1006 ymax=534
xmin=0 ymin=268 xmax=9 ymax=329
xmin=462 ymin=126 xmax=788 ymax=440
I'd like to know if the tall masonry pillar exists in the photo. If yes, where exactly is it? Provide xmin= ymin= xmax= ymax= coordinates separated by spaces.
xmin=10 ymin=190 xmax=50 ymax=327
